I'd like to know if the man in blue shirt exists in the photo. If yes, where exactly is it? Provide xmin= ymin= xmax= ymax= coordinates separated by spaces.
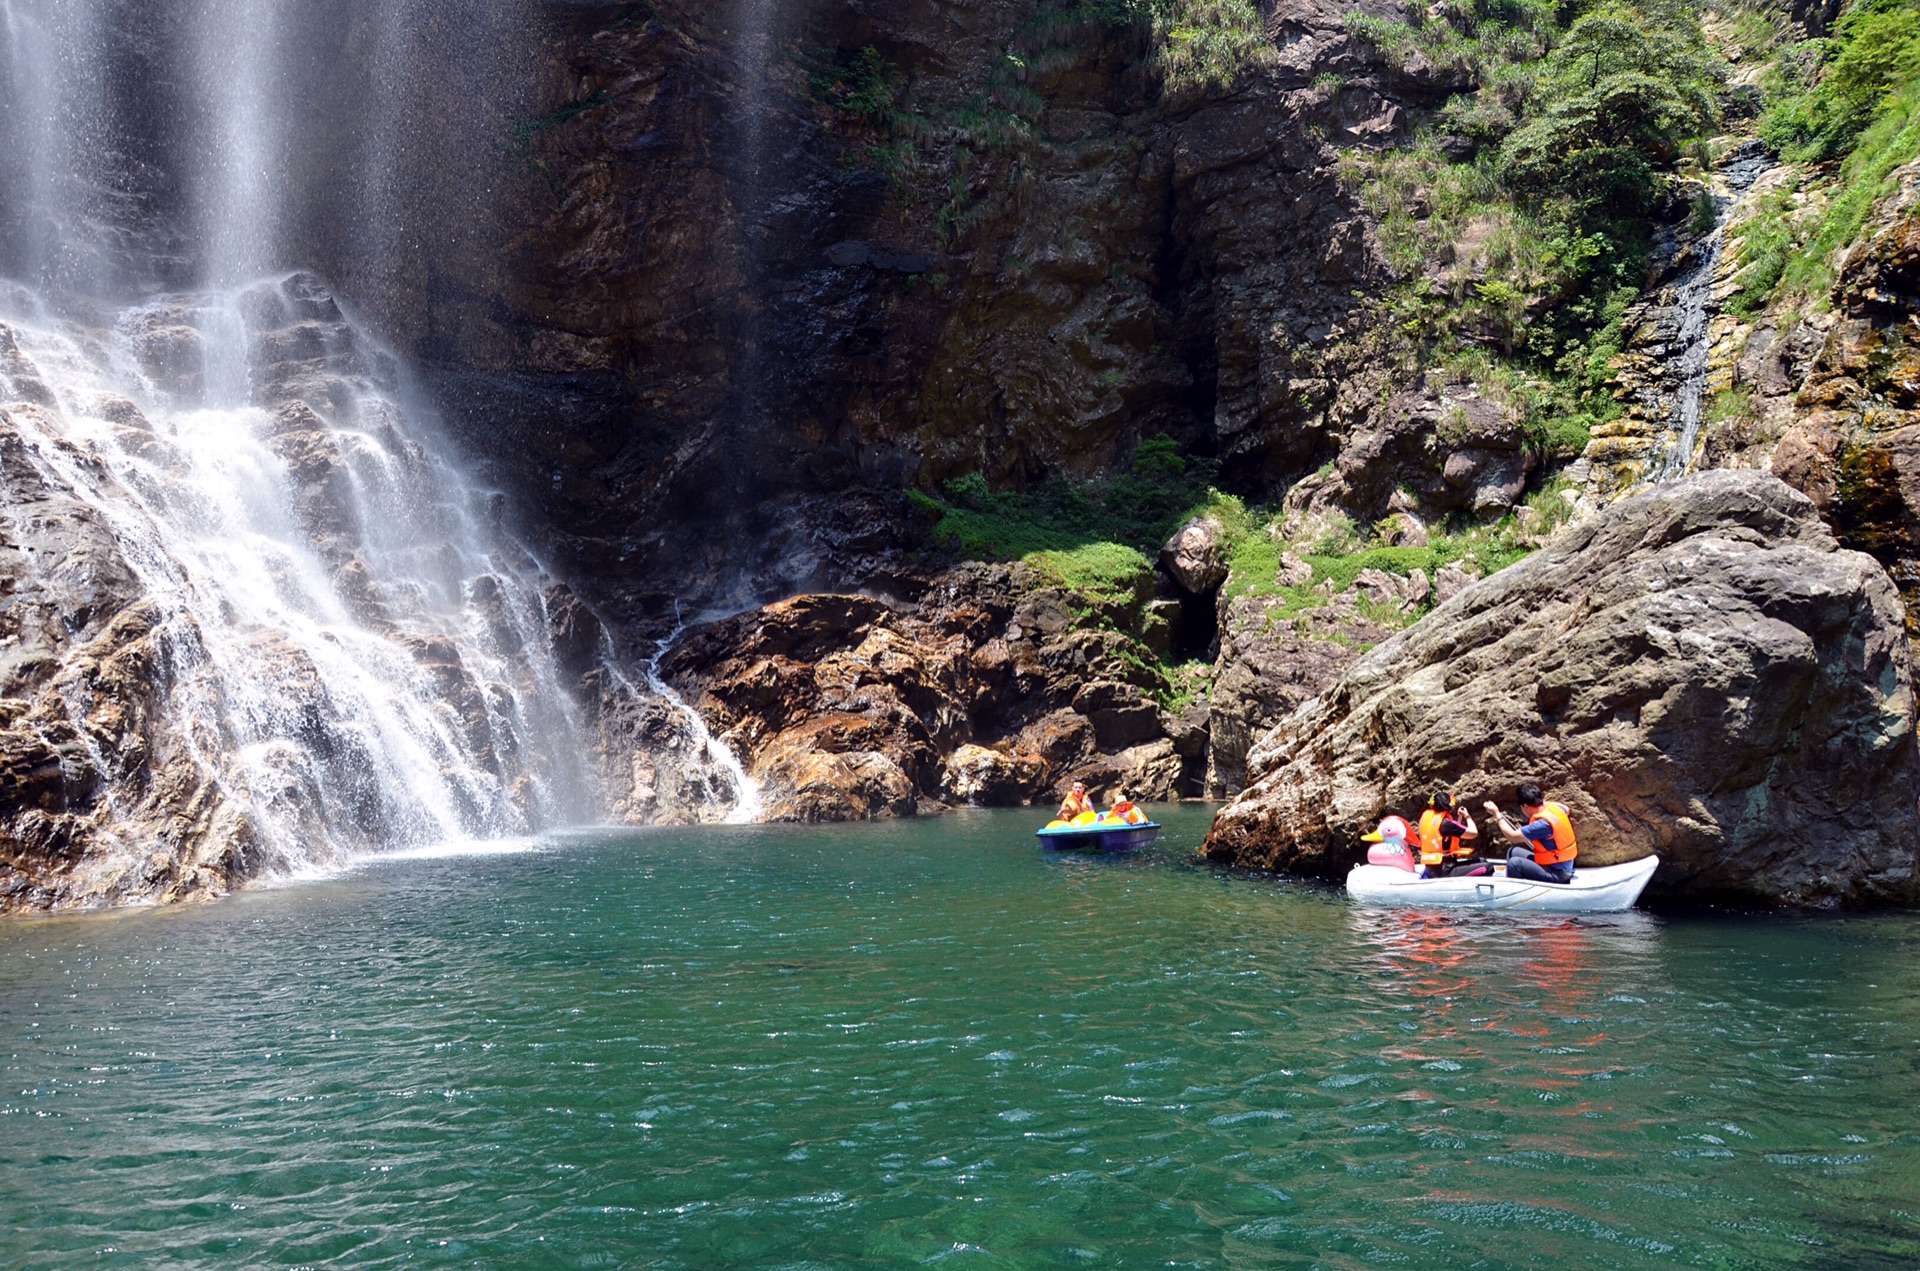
xmin=1482 ymin=782 xmax=1578 ymax=884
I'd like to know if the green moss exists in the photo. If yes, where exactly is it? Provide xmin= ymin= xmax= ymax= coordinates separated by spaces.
xmin=1025 ymin=542 xmax=1155 ymax=604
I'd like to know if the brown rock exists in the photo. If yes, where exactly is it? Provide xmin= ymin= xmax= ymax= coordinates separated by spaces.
xmin=1069 ymin=679 xmax=1164 ymax=750
xmin=1203 ymin=471 xmax=1920 ymax=908
xmin=943 ymin=744 xmax=1050 ymax=806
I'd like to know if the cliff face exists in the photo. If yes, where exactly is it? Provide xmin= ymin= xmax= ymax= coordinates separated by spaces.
xmin=433 ymin=0 xmax=1432 ymax=616
xmin=1204 ymin=471 xmax=1920 ymax=910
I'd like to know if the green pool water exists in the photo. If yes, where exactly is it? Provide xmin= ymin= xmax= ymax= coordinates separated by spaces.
xmin=3 ymin=806 xmax=1917 ymax=1269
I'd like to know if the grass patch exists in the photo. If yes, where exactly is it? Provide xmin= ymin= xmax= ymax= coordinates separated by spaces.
xmin=1155 ymin=0 xmax=1274 ymax=93
xmin=920 ymin=435 xmax=1225 ymax=569
xmin=1025 ymin=541 xmax=1156 ymax=604
xmin=1727 ymin=0 xmax=1920 ymax=313
xmin=1781 ymin=79 xmax=1920 ymax=300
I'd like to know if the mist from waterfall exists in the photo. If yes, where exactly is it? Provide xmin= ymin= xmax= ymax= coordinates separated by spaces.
xmin=0 ymin=0 xmax=761 ymax=897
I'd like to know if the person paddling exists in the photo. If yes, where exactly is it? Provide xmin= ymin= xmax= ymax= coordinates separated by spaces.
xmin=1482 ymin=782 xmax=1577 ymax=884
xmin=1106 ymin=790 xmax=1145 ymax=825
xmin=1057 ymin=780 xmax=1094 ymax=823
xmin=1417 ymin=791 xmax=1484 ymax=878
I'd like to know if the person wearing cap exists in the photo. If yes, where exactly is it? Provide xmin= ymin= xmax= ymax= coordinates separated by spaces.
xmin=1057 ymin=780 xmax=1094 ymax=823
xmin=1105 ymin=790 xmax=1146 ymax=825
xmin=1482 ymin=782 xmax=1577 ymax=883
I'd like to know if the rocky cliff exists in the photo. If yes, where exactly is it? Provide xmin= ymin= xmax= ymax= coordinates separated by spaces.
xmin=432 ymin=0 xmax=1435 ymax=614
xmin=7 ymin=0 xmax=1920 ymax=910
xmin=1203 ymin=471 xmax=1920 ymax=909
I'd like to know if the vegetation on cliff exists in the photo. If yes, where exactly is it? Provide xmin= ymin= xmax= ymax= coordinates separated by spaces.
xmin=1341 ymin=0 xmax=1730 ymax=460
xmin=1728 ymin=0 xmax=1920 ymax=310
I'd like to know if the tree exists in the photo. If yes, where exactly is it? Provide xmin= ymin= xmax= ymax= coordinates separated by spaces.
xmin=1500 ymin=4 xmax=1723 ymax=213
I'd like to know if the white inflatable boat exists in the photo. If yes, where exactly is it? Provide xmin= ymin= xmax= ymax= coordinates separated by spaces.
xmin=1345 ymin=855 xmax=1660 ymax=913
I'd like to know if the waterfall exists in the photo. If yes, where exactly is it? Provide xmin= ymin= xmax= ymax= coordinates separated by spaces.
xmin=0 ymin=276 xmax=593 ymax=891
xmin=0 ymin=0 xmax=759 ymax=905
xmin=1652 ymin=217 xmax=1726 ymax=482
xmin=1655 ymin=145 xmax=1775 ymax=482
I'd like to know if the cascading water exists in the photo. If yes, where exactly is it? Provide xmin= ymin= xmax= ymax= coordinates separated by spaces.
xmin=0 ymin=0 xmax=761 ymax=905
xmin=1652 ymin=224 xmax=1726 ymax=482
xmin=641 ymin=624 xmax=762 ymax=825
xmin=1655 ymin=145 xmax=1776 ymax=482
xmin=0 ymin=275 xmax=595 ymax=898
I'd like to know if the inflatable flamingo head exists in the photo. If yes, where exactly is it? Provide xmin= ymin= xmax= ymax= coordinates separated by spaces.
xmin=1361 ymin=816 xmax=1416 ymax=872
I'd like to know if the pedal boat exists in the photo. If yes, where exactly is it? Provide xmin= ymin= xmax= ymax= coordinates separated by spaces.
xmin=1036 ymin=819 xmax=1160 ymax=853
xmin=1345 ymin=854 xmax=1659 ymax=913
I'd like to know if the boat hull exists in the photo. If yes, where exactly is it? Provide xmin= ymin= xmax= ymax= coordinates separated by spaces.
xmin=1036 ymin=823 xmax=1160 ymax=853
xmin=1345 ymin=855 xmax=1659 ymax=913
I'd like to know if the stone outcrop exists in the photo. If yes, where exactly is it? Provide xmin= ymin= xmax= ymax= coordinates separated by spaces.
xmin=659 ymin=565 xmax=1194 ymax=822
xmin=1160 ymin=517 xmax=1230 ymax=594
xmin=1765 ymin=161 xmax=1920 ymax=628
xmin=1203 ymin=471 xmax=1920 ymax=908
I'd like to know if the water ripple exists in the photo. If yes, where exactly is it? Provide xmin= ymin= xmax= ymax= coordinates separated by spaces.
xmin=2 ymin=809 xmax=1918 ymax=1268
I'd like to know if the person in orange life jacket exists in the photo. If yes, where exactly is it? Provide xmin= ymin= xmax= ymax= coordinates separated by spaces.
xmin=1106 ymin=790 xmax=1146 ymax=825
xmin=1482 ymin=782 xmax=1577 ymax=883
xmin=1058 ymin=781 xmax=1094 ymax=822
xmin=1416 ymin=791 xmax=1484 ymax=878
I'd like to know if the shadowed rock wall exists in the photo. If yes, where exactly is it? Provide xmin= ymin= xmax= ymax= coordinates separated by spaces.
xmin=423 ymin=0 xmax=1431 ymax=618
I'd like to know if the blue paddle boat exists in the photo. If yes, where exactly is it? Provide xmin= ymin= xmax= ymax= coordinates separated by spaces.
xmin=1035 ymin=818 xmax=1160 ymax=853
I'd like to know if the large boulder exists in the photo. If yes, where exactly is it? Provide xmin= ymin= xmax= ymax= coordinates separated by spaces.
xmin=943 ymin=744 xmax=1050 ymax=806
xmin=1202 ymin=471 xmax=1920 ymax=908
xmin=1159 ymin=516 xmax=1230 ymax=594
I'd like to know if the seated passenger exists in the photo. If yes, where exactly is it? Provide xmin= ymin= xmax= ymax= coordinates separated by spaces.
xmin=1107 ymin=791 xmax=1146 ymax=825
xmin=1482 ymin=783 xmax=1578 ymax=883
xmin=1418 ymin=791 xmax=1485 ymax=878
xmin=1057 ymin=780 xmax=1094 ymax=823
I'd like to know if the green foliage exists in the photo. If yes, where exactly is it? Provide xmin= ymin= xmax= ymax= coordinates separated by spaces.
xmin=1025 ymin=542 xmax=1156 ymax=603
xmin=1780 ymin=78 xmax=1920 ymax=298
xmin=1154 ymin=0 xmax=1274 ymax=92
xmin=808 ymin=46 xmax=903 ymax=123
xmin=1726 ymin=178 xmax=1800 ymax=314
xmin=1219 ymin=502 xmax=1542 ymax=631
xmin=918 ymin=439 xmax=1222 ymax=575
xmin=1501 ymin=7 xmax=1723 ymax=207
xmin=1339 ymin=1 xmax=1724 ymax=469
xmin=1735 ymin=52 xmax=1920 ymax=313
xmin=1763 ymin=0 xmax=1920 ymax=162
xmin=1131 ymin=432 xmax=1187 ymax=478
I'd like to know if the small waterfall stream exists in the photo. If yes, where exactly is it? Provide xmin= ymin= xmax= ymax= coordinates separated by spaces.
xmin=1655 ymin=145 xmax=1775 ymax=482
xmin=1652 ymin=220 xmax=1727 ymax=481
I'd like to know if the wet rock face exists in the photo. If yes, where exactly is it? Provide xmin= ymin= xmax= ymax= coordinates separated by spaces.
xmin=443 ymin=0 xmax=1409 ymax=612
xmin=1203 ymin=471 xmax=1920 ymax=909
xmin=659 ymin=564 xmax=1190 ymax=822
xmin=0 ymin=409 xmax=247 ymax=910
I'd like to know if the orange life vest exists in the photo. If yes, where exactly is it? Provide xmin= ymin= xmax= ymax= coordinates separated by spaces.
xmin=1532 ymin=801 xmax=1579 ymax=866
xmin=1060 ymin=791 xmax=1093 ymax=820
xmin=1417 ymin=809 xmax=1472 ymax=865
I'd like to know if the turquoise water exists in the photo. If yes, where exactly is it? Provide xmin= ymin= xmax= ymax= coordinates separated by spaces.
xmin=3 ymin=807 xmax=1918 ymax=1269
